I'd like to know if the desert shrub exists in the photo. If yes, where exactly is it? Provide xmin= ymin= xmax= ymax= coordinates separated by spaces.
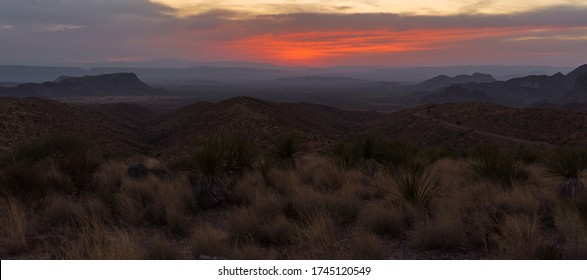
xmin=388 ymin=163 xmax=438 ymax=209
xmin=270 ymin=131 xmax=301 ymax=168
xmin=469 ymin=146 xmax=528 ymax=190
xmin=351 ymin=231 xmax=385 ymax=259
xmin=542 ymin=147 xmax=587 ymax=198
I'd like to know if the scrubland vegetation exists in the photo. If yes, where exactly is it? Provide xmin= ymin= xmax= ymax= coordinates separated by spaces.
xmin=0 ymin=134 xmax=586 ymax=259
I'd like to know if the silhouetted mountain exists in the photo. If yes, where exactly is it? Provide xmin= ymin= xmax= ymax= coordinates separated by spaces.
xmin=0 ymin=73 xmax=164 ymax=98
xmin=414 ymin=73 xmax=496 ymax=91
xmin=415 ymin=64 xmax=587 ymax=107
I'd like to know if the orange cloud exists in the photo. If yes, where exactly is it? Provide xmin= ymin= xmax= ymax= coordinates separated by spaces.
xmin=225 ymin=27 xmax=541 ymax=65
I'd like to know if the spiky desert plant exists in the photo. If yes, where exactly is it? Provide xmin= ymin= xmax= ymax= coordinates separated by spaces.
xmin=224 ymin=134 xmax=258 ymax=175
xmin=388 ymin=163 xmax=438 ymax=209
xmin=189 ymin=136 xmax=228 ymax=182
xmin=188 ymin=134 xmax=258 ymax=208
xmin=542 ymin=148 xmax=587 ymax=198
xmin=271 ymin=131 xmax=301 ymax=168
xmin=469 ymin=146 xmax=528 ymax=190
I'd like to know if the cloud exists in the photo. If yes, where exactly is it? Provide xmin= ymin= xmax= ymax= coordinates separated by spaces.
xmin=0 ymin=0 xmax=585 ymax=66
xmin=40 ymin=24 xmax=84 ymax=32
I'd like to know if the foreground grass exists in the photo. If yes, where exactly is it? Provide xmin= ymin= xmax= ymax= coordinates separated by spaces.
xmin=1 ymin=137 xmax=586 ymax=259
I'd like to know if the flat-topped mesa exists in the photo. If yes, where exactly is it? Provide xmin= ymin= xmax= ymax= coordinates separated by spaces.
xmin=0 ymin=72 xmax=163 ymax=97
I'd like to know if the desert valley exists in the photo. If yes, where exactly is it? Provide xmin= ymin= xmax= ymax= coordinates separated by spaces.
xmin=1 ymin=63 xmax=586 ymax=260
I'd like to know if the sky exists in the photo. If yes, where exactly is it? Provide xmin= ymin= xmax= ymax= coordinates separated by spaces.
xmin=0 ymin=0 xmax=586 ymax=67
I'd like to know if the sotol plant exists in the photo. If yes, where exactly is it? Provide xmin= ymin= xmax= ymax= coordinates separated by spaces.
xmin=270 ymin=131 xmax=301 ymax=168
xmin=388 ymin=163 xmax=438 ymax=209
xmin=469 ymin=146 xmax=528 ymax=190
xmin=543 ymin=148 xmax=587 ymax=198
xmin=188 ymin=134 xmax=258 ymax=208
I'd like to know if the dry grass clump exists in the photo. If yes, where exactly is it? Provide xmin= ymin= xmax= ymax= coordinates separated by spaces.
xmin=493 ymin=214 xmax=555 ymax=259
xmin=0 ymin=197 xmax=30 ymax=256
xmin=59 ymin=221 xmax=145 ymax=259
xmin=410 ymin=210 xmax=467 ymax=251
xmin=553 ymin=205 xmax=587 ymax=259
xmin=351 ymin=231 xmax=385 ymax=259
xmin=359 ymin=202 xmax=405 ymax=237
xmin=191 ymin=224 xmax=230 ymax=259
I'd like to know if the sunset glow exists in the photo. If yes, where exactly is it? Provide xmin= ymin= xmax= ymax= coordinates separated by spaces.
xmin=1 ymin=0 xmax=586 ymax=66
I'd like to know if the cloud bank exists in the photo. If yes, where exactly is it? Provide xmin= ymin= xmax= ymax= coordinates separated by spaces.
xmin=0 ymin=0 xmax=585 ymax=66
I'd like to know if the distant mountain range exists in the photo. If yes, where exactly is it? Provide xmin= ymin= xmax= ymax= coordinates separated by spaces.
xmin=415 ymin=64 xmax=587 ymax=107
xmin=0 ymin=64 xmax=585 ymax=109
xmin=0 ymin=63 xmax=573 ymax=85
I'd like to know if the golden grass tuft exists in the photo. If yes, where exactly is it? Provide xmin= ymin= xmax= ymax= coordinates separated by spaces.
xmin=494 ymin=214 xmax=550 ymax=259
xmin=60 ymin=220 xmax=145 ymax=259
xmin=0 ymin=197 xmax=30 ymax=256
xmin=191 ymin=224 xmax=229 ymax=259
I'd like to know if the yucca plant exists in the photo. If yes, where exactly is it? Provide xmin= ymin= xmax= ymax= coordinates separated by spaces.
xmin=469 ymin=146 xmax=528 ymax=190
xmin=388 ymin=163 xmax=438 ymax=209
xmin=188 ymin=134 xmax=258 ymax=208
xmin=542 ymin=148 xmax=587 ymax=198
xmin=271 ymin=131 xmax=301 ymax=168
